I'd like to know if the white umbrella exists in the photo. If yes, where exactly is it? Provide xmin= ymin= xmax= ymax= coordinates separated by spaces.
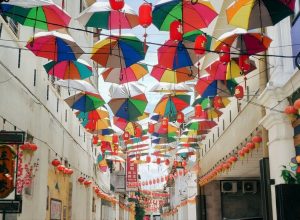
xmin=149 ymin=82 xmax=192 ymax=93
xmin=105 ymin=155 xmax=125 ymax=163
xmin=54 ymin=80 xmax=98 ymax=94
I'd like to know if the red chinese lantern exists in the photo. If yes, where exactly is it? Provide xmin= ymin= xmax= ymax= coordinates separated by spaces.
xmin=57 ymin=165 xmax=65 ymax=172
xmin=165 ymin=159 xmax=170 ymax=166
xmin=182 ymin=160 xmax=187 ymax=167
xmin=148 ymin=123 xmax=154 ymax=134
xmin=219 ymin=44 xmax=230 ymax=63
xmin=242 ymin=147 xmax=250 ymax=154
xmin=239 ymin=55 xmax=251 ymax=73
xmin=234 ymin=85 xmax=244 ymax=100
xmin=146 ymin=155 xmax=151 ymax=163
xmin=294 ymin=99 xmax=300 ymax=110
xmin=92 ymin=135 xmax=98 ymax=145
xmin=285 ymin=105 xmax=297 ymax=114
xmin=122 ymin=131 xmax=130 ymax=141
xmin=213 ymin=96 xmax=223 ymax=109
xmin=84 ymin=180 xmax=92 ymax=187
xmin=162 ymin=117 xmax=168 ymax=129
xmin=246 ymin=142 xmax=255 ymax=150
xmin=170 ymin=20 xmax=183 ymax=41
xmin=135 ymin=127 xmax=142 ymax=137
xmin=109 ymin=0 xmax=124 ymax=10
xmin=194 ymin=34 xmax=207 ymax=55
xmin=156 ymin=157 xmax=161 ymax=165
xmin=139 ymin=3 xmax=152 ymax=28
xmin=176 ymin=111 xmax=184 ymax=123
xmin=112 ymin=134 xmax=119 ymax=144
xmin=149 ymin=180 xmax=153 ymax=185
xmin=229 ymin=156 xmax=238 ymax=163
xmin=252 ymin=135 xmax=262 ymax=143
xmin=51 ymin=159 xmax=61 ymax=167
xmin=67 ymin=168 xmax=73 ymax=175
xmin=222 ymin=162 xmax=230 ymax=170
xmin=173 ymin=160 xmax=178 ymax=167
xmin=136 ymin=154 xmax=141 ymax=161
xmin=78 ymin=177 xmax=85 ymax=183
xmin=238 ymin=149 xmax=245 ymax=158
xmin=30 ymin=144 xmax=38 ymax=151
xmin=195 ymin=104 xmax=202 ymax=117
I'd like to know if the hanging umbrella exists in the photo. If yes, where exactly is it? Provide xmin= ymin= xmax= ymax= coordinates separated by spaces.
xmin=94 ymin=128 xmax=115 ymax=136
xmin=108 ymin=83 xmax=148 ymax=121
xmin=149 ymin=82 xmax=192 ymax=93
xmin=91 ymin=34 xmax=147 ymax=68
xmin=54 ymin=80 xmax=98 ymax=93
xmin=153 ymin=122 xmax=179 ymax=135
xmin=154 ymin=94 xmax=190 ymax=121
xmin=77 ymin=107 xmax=109 ymax=122
xmin=214 ymin=28 xmax=272 ymax=55
xmin=105 ymin=155 xmax=125 ymax=163
xmin=226 ymin=0 xmax=296 ymax=30
xmin=157 ymin=40 xmax=198 ymax=70
xmin=195 ymin=76 xmax=238 ymax=98
xmin=183 ymin=30 xmax=212 ymax=45
xmin=113 ymin=117 xmax=142 ymax=136
xmin=0 ymin=0 xmax=71 ymax=31
xmin=153 ymin=0 xmax=218 ymax=32
xmin=101 ymin=64 xmax=148 ymax=84
xmin=26 ymin=31 xmax=84 ymax=61
xmin=44 ymin=59 xmax=92 ymax=80
xmin=84 ymin=118 xmax=111 ymax=132
xmin=186 ymin=118 xmax=217 ymax=131
xmin=152 ymin=137 xmax=177 ymax=144
xmin=151 ymin=65 xmax=197 ymax=83
xmin=65 ymin=92 xmax=105 ymax=112
xmin=176 ymin=148 xmax=196 ymax=156
xmin=193 ymin=96 xmax=230 ymax=109
xmin=77 ymin=1 xmax=139 ymax=30
xmin=205 ymin=58 xmax=256 ymax=80
xmin=182 ymin=129 xmax=208 ymax=136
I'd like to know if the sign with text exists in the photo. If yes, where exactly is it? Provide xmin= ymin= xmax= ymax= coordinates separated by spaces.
xmin=126 ymin=157 xmax=138 ymax=192
xmin=0 ymin=131 xmax=25 ymax=145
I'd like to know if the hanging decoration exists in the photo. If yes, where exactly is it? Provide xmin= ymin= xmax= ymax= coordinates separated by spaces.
xmin=139 ymin=3 xmax=152 ymax=52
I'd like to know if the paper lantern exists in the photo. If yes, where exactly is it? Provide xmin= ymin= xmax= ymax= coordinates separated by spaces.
xmin=78 ymin=177 xmax=85 ymax=183
xmin=139 ymin=3 xmax=152 ymax=28
xmin=156 ymin=157 xmax=161 ymax=165
xmin=51 ymin=159 xmax=61 ymax=167
xmin=149 ymin=180 xmax=153 ymax=185
xmin=222 ymin=162 xmax=230 ymax=170
xmin=173 ymin=160 xmax=178 ymax=167
xmin=112 ymin=134 xmax=119 ymax=144
xmin=176 ymin=111 xmax=184 ymax=123
xmin=246 ymin=142 xmax=255 ymax=150
xmin=234 ymin=85 xmax=244 ymax=100
xmin=229 ymin=156 xmax=238 ymax=163
xmin=294 ymin=99 xmax=300 ymax=110
xmin=92 ymin=135 xmax=99 ymax=145
xmin=285 ymin=105 xmax=297 ymax=114
xmin=194 ymin=34 xmax=207 ymax=55
xmin=239 ymin=55 xmax=251 ymax=72
xmin=30 ymin=144 xmax=38 ymax=151
xmin=162 ymin=117 xmax=168 ymax=129
xmin=238 ymin=150 xmax=245 ymax=157
xmin=195 ymin=104 xmax=202 ymax=117
xmin=213 ymin=96 xmax=223 ymax=109
xmin=146 ymin=155 xmax=151 ymax=163
xmin=109 ymin=0 xmax=124 ymax=10
xmin=84 ymin=180 xmax=92 ymax=187
xmin=242 ymin=147 xmax=250 ymax=154
xmin=135 ymin=127 xmax=142 ymax=137
xmin=252 ymin=135 xmax=262 ymax=143
xmin=219 ymin=44 xmax=230 ymax=63
xmin=57 ymin=164 xmax=65 ymax=172
xmin=165 ymin=159 xmax=170 ymax=166
xmin=136 ymin=154 xmax=141 ymax=161
xmin=122 ymin=131 xmax=130 ymax=141
xmin=148 ymin=123 xmax=154 ymax=134
xmin=170 ymin=20 xmax=183 ymax=41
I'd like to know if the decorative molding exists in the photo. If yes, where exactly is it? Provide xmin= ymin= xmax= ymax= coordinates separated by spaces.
xmin=259 ymin=112 xmax=291 ymax=131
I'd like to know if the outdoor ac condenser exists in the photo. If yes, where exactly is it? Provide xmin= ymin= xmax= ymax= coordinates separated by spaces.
xmin=221 ymin=181 xmax=237 ymax=193
xmin=242 ymin=181 xmax=257 ymax=194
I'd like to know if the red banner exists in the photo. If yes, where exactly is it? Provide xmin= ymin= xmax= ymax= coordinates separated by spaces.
xmin=126 ymin=157 xmax=138 ymax=191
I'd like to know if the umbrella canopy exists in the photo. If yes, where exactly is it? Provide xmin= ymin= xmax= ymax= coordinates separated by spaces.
xmin=44 ymin=59 xmax=92 ymax=80
xmin=91 ymin=35 xmax=147 ymax=68
xmin=226 ymin=0 xmax=296 ymax=30
xmin=0 ymin=0 xmax=71 ymax=30
xmin=105 ymin=155 xmax=125 ymax=163
xmin=205 ymin=58 xmax=256 ymax=80
xmin=26 ymin=31 xmax=84 ymax=61
xmin=195 ymin=76 xmax=238 ymax=98
xmin=149 ymin=82 xmax=192 ymax=93
xmin=214 ymin=29 xmax=272 ymax=55
xmin=84 ymin=118 xmax=111 ymax=132
xmin=77 ymin=1 xmax=139 ymax=30
xmin=176 ymin=148 xmax=196 ymax=156
xmin=152 ymin=136 xmax=177 ymax=145
xmin=157 ymin=40 xmax=198 ymax=70
xmin=153 ymin=0 xmax=218 ymax=32
xmin=65 ymin=92 xmax=105 ymax=112
xmin=186 ymin=118 xmax=217 ymax=131
xmin=151 ymin=65 xmax=197 ymax=83
xmin=193 ymin=96 xmax=230 ymax=109
xmin=154 ymin=94 xmax=190 ymax=121
xmin=101 ymin=64 xmax=148 ymax=84
xmin=94 ymin=128 xmax=115 ymax=136
xmin=77 ymin=107 xmax=110 ymax=122
xmin=108 ymin=83 xmax=148 ymax=121
xmin=54 ymin=80 xmax=98 ymax=93
xmin=153 ymin=122 xmax=179 ymax=135
xmin=113 ymin=117 xmax=142 ymax=136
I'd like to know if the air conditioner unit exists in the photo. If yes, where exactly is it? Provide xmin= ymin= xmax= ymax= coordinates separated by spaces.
xmin=243 ymin=181 xmax=257 ymax=194
xmin=221 ymin=181 xmax=237 ymax=193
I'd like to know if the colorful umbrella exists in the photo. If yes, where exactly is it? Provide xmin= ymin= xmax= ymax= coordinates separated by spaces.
xmin=77 ymin=107 xmax=109 ymax=122
xmin=0 ymin=0 xmax=71 ymax=30
xmin=149 ymin=82 xmax=192 ymax=93
xmin=54 ymin=80 xmax=98 ymax=93
xmin=154 ymin=94 xmax=190 ymax=121
xmin=195 ymin=76 xmax=238 ymax=98
xmin=113 ymin=117 xmax=142 ymax=136
xmin=101 ymin=64 xmax=148 ymax=84
xmin=44 ymin=59 xmax=92 ymax=80
xmin=151 ymin=65 xmax=197 ymax=83
xmin=94 ymin=128 xmax=115 ymax=136
xmin=91 ymin=35 xmax=147 ymax=68
xmin=108 ymin=83 xmax=148 ymax=121
xmin=84 ymin=118 xmax=111 ymax=132
xmin=205 ymin=58 xmax=256 ymax=80
xmin=153 ymin=122 xmax=179 ymax=135
xmin=153 ymin=0 xmax=218 ymax=32
xmin=26 ymin=31 xmax=84 ymax=61
xmin=152 ymin=137 xmax=177 ymax=145
xmin=157 ymin=40 xmax=198 ymax=70
xmin=186 ymin=118 xmax=217 ymax=131
xmin=77 ymin=1 xmax=139 ymax=30
xmin=193 ymin=96 xmax=230 ymax=109
xmin=214 ymin=29 xmax=272 ymax=55
xmin=226 ymin=0 xmax=296 ymax=30
xmin=65 ymin=92 xmax=105 ymax=112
